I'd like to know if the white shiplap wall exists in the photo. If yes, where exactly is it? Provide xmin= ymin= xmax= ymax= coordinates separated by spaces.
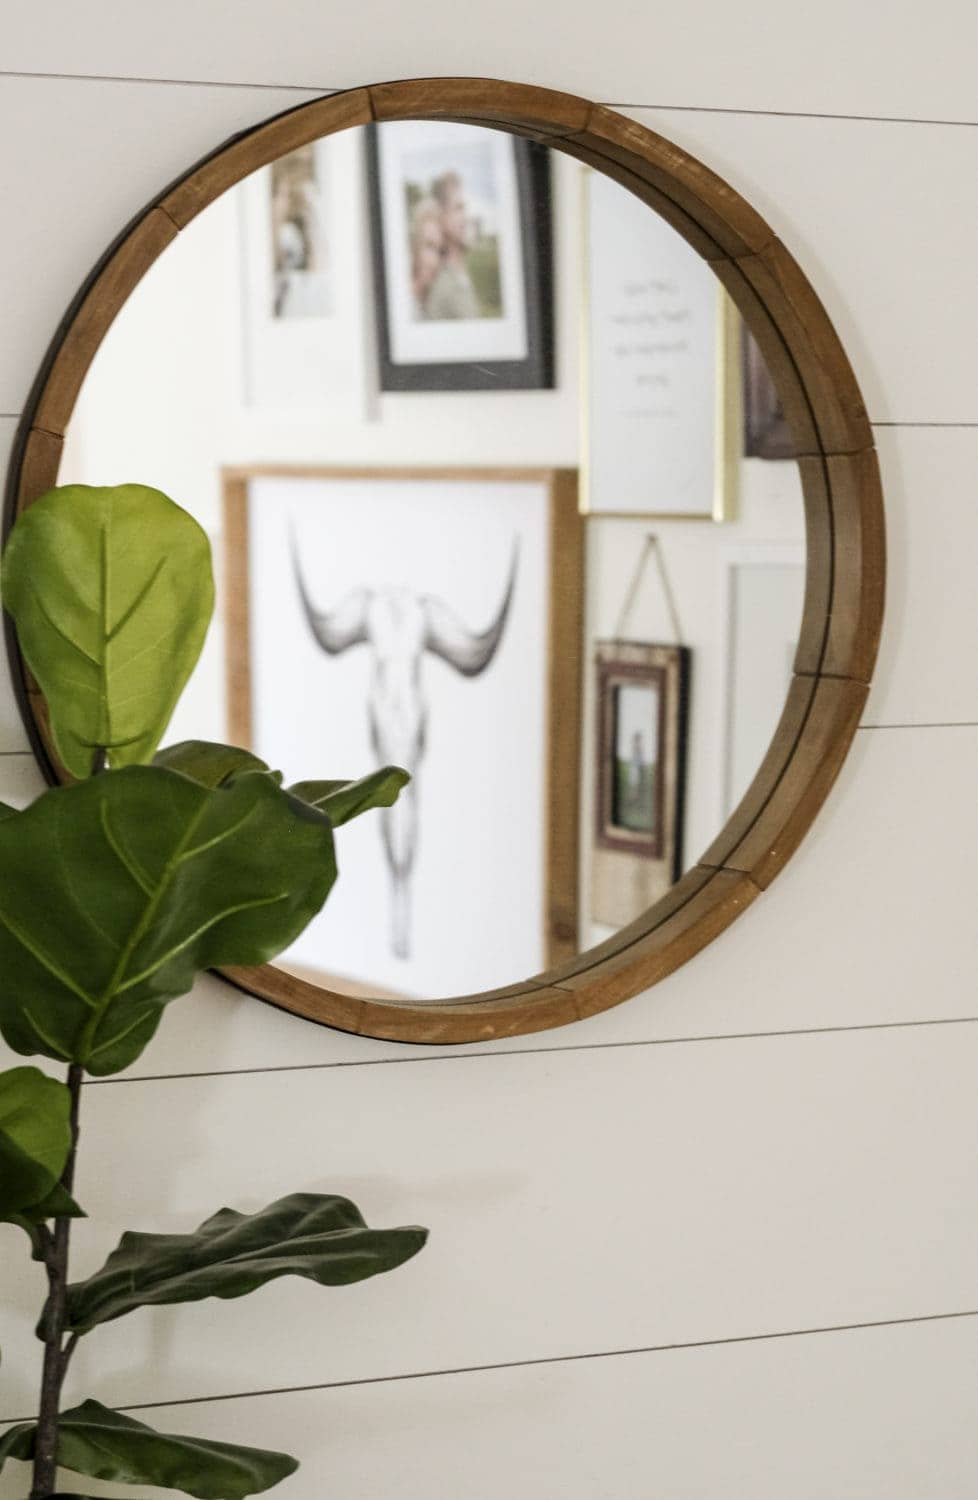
xmin=2 ymin=4 xmax=978 ymax=1495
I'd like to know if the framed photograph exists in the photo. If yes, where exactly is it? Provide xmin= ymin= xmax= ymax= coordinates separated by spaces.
xmin=366 ymin=121 xmax=554 ymax=391
xmin=222 ymin=466 xmax=581 ymax=1000
xmin=237 ymin=130 xmax=371 ymax=411
xmin=590 ymin=640 xmax=690 ymax=929
xmin=743 ymin=325 xmax=796 ymax=459
xmin=582 ymin=165 xmax=739 ymax=519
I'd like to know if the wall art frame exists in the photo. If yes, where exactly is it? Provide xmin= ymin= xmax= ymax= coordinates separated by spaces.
xmin=581 ymin=163 xmax=740 ymax=520
xmin=743 ymin=323 xmax=796 ymax=460
xmin=1 ymin=76 xmax=885 ymax=1045
xmin=366 ymin=120 xmax=554 ymax=391
xmin=591 ymin=640 xmax=691 ymax=930
xmin=222 ymin=463 xmax=582 ymax=999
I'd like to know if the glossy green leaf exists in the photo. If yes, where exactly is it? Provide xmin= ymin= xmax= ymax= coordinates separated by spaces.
xmin=0 ymin=1066 xmax=72 ymax=1217
xmin=1 ymin=484 xmax=214 ymax=776
xmin=3 ymin=1180 xmax=86 ymax=1260
xmin=0 ymin=767 xmax=336 ymax=1075
xmin=0 ymin=1400 xmax=297 ymax=1499
xmin=288 ymin=767 xmax=410 ymax=827
xmin=154 ymin=741 xmax=274 ymax=789
xmin=155 ymin=742 xmax=410 ymax=828
xmin=62 ymin=1192 xmax=428 ymax=1333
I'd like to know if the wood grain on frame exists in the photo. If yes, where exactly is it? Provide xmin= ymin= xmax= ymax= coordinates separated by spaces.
xmin=1 ymin=78 xmax=885 ymax=1044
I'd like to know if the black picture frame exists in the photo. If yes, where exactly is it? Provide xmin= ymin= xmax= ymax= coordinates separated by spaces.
xmin=743 ymin=325 xmax=796 ymax=460
xmin=366 ymin=122 xmax=554 ymax=392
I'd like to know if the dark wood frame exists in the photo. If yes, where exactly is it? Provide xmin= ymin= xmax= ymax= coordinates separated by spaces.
xmin=595 ymin=645 xmax=690 ymax=873
xmin=365 ymin=122 xmax=554 ymax=391
xmin=1 ymin=77 xmax=885 ymax=1045
xmin=221 ymin=462 xmax=583 ymax=974
xmin=743 ymin=323 xmax=795 ymax=460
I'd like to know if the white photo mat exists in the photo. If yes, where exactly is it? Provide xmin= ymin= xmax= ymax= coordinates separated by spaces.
xmin=236 ymin=130 xmax=372 ymax=412
xmin=374 ymin=120 xmax=529 ymax=367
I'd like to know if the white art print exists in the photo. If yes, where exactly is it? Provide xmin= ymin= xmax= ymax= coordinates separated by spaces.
xmin=584 ymin=167 xmax=735 ymax=517
xmin=237 ymin=131 xmax=370 ymax=411
xmin=236 ymin=472 xmax=558 ymax=1000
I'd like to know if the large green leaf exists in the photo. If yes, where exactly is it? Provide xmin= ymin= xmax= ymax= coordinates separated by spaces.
xmin=0 ymin=767 xmax=336 ymax=1075
xmin=62 ymin=1192 xmax=428 ymax=1333
xmin=154 ymin=741 xmax=274 ymax=789
xmin=0 ymin=1066 xmax=72 ymax=1216
xmin=0 ymin=1400 xmax=297 ymax=1499
xmin=156 ymin=741 xmax=410 ymax=828
xmin=288 ymin=767 xmax=410 ymax=827
xmin=1 ymin=484 xmax=214 ymax=776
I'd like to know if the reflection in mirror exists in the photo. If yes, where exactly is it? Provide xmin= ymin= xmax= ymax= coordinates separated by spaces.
xmin=57 ymin=120 xmax=805 ymax=1002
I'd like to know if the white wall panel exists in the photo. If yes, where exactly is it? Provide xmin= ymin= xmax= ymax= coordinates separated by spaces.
xmin=1 ymin=1023 xmax=975 ymax=1418
xmin=0 ymin=76 xmax=312 ymax=412
xmin=2 ymin=722 xmax=968 ymax=1086
xmin=865 ymin=428 xmax=978 ymax=725
xmin=626 ymin=107 xmax=978 ymax=424
xmin=3 ymin=0 xmax=977 ymax=124
xmin=5 ymin=1316 xmax=976 ymax=1499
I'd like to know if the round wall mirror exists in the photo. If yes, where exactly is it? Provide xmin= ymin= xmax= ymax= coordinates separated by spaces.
xmin=2 ymin=80 xmax=884 ymax=1043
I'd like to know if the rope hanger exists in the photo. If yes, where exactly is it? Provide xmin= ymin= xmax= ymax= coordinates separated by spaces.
xmin=612 ymin=532 xmax=684 ymax=647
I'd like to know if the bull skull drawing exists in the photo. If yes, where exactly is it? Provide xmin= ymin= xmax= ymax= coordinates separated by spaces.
xmin=291 ymin=533 xmax=519 ymax=960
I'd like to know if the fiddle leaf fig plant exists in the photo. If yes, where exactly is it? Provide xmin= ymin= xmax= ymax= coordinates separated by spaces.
xmin=0 ymin=484 xmax=427 ymax=1499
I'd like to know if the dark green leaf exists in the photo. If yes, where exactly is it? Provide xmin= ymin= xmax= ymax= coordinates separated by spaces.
xmin=1 ymin=484 xmax=214 ymax=776
xmin=0 ymin=767 xmax=336 ymax=1075
xmin=7 ymin=1180 xmax=86 ymax=1260
xmin=0 ymin=1399 xmax=297 ymax=1499
xmin=24 ymin=1181 xmax=85 ymax=1221
xmin=0 ymin=800 xmax=16 ymax=822
xmin=154 ymin=741 xmax=275 ymax=789
xmin=288 ymin=766 xmax=410 ymax=827
xmin=0 ymin=1066 xmax=72 ymax=1216
xmin=63 ymin=1192 xmax=428 ymax=1333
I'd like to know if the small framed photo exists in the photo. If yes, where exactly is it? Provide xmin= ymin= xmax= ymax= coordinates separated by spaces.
xmin=743 ymin=325 xmax=796 ymax=459
xmin=236 ymin=131 xmax=371 ymax=412
xmin=591 ymin=641 xmax=690 ymax=928
xmin=366 ymin=120 xmax=554 ymax=391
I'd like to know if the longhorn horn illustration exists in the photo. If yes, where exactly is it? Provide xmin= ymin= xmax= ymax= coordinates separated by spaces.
xmin=291 ymin=525 xmax=372 ymax=654
xmin=422 ymin=538 xmax=519 ymax=677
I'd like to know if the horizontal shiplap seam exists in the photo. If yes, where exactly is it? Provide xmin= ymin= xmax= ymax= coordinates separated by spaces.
xmin=2 ymin=70 xmax=978 ymax=131
xmin=2 ymin=1306 xmax=976 ymax=1428
xmin=76 ymin=1014 xmax=978 ymax=1089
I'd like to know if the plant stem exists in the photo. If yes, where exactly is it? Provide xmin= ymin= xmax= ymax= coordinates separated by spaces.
xmin=29 ymin=1062 xmax=82 ymax=1500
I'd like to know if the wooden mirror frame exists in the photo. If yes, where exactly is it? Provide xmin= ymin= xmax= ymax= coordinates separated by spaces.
xmin=1 ymin=77 xmax=885 ymax=1045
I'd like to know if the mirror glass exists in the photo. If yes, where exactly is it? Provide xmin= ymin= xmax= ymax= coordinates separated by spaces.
xmin=57 ymin=120 xmax=805 ymax=1001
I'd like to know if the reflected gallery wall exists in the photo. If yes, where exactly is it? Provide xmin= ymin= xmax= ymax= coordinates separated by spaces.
xmin=57 ymin=120 xmax=805 ymax=1001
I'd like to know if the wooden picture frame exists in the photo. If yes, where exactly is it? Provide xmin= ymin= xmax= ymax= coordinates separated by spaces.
xmin=743 ymin=324 xmax=796 ymax=460
xmin=366 ymin=121 xmax=554 ymax=391
xmin=222 ymin=464 xmax=582 ymax=998
xmin=591 ymin=641 xmax=690 ymax=928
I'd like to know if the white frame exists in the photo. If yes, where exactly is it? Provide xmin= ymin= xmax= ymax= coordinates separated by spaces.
xmin=581 ymin=165 xmax=739 ymax=520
